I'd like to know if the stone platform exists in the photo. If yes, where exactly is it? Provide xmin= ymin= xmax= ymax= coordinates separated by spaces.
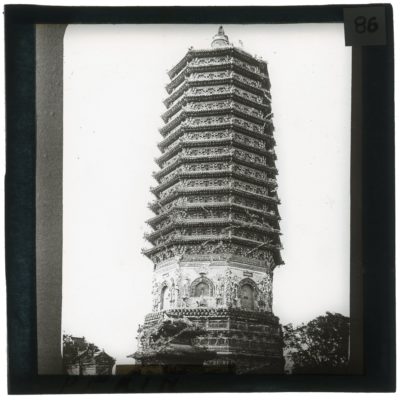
xmin=141 ymin=308 xmax=284 ymax=373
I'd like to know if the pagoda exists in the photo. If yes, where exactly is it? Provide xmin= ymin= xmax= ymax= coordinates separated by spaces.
xmin=135 ymin=27 xmax=284 ymax=373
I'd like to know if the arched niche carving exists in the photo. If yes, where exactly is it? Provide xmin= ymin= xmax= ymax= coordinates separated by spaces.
xmin=159 ymin=281 xmax=170 ymax=310
xmin=190 ymin=275 xmax=215 ymax=297
xmin=238 ymin=277 xmax=259 ymax=292
xmin=238 ymin=278 xmax=258 ymax=311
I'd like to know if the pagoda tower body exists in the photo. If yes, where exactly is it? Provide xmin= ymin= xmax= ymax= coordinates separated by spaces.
xmin=136 ymin=28 xmax=284 ymax=372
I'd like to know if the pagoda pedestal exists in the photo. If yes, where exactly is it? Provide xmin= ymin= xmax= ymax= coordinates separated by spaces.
xmin=140 ymin=308 xmax=284 ymax=373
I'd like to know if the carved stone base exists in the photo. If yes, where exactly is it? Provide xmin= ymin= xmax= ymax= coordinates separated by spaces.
xmin=137 ymin=308 xmax=284 ymax=374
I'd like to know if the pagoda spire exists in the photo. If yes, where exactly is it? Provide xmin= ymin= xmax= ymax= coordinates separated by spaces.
xmin=211 ymin=25 xmax=230 ymax=48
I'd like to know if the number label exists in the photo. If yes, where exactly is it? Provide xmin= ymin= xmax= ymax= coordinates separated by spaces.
xmin=354 ymin=16 xmax=379 ymax=34
xmin=344 ymin=7 xmax=386 ymax=46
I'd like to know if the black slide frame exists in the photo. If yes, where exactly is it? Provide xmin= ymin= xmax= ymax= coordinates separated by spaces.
xmin=5 ymin=4 xmax=395 ymax=393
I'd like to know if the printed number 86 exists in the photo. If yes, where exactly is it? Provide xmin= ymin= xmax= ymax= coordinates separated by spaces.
xmin=355 ymin=16 xmax=379 ymax=33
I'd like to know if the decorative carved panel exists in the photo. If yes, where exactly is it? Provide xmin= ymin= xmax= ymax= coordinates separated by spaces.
xmin=185 ymin=99 xmax=231 ymax=112
xmin=184 ymin=129 xmax=231 ymax=141
xmin=187 ymin=85 xmax=231 ymax=97
xmin=183 ymin=146 xmax=232 ymax=158
xmin=233 ymin=148 xmax=266 ymax=165
xmin=232 ymin=163 xmax=268 ymax=181
xmin=189 ymin=55 xmax=232 ymax=67
xmin=232 ymin=72 xmax=262 ymax=88
xmin=188 ymin=70 xmax=232 ymax=81
xmin=232 ymin=58 xmax=260 ymax=74
xmin=232 ymin=86 xmax=264 ymax=104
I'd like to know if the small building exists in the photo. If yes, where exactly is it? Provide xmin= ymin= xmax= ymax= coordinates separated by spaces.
xmin=63 ymin=335 xmax=115 ymax=375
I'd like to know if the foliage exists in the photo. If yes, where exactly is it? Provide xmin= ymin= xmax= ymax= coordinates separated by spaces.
xmin=63 ymin=335 xmax=115 ymax=375
xmin=282 ymin=312 xmax=350 ymax=374
xmin=141 ymin=317 xmax=207 ymax=349
xmin=134 ymin=316 xmax=217 ymax=366
xmin=62 ymin=335 xmax=99 ymax=364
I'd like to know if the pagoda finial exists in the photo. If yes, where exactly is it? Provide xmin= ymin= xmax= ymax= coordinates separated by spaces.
xmin=211 ymin=26 xmax=229 ymax=48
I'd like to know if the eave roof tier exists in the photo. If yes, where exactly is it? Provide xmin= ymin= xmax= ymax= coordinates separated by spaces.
xmin=186 ymin=74 xmax=269 ymax=98
xmin=165 ymin=56 xmax=271 ymax=93
xmin=144 ymin=245 xmax=284 ymax=269
xmin=144 ymin=309 xmax=279 ymax=325
xmin=161 ymin=98 xmax=185 ymax=122
xmin=160 ymin=110 xmax=185 ymax=134
xmin=158 ymin=123 xmax=275 ymax=151
xmin=161 ymin=98 xmax=273 ymax=125
xmin=154 ymin=153 xmax=278 ymax=180
xmin=162 ymin=102 xmax=271 ymax=128
xmin=166 ymin=59 xmax=271 ymax=95
xmin=148 ymin=193 xmax=280 ymax=218
xmin=145 ymin=218 xmax=281 ymax=244
xmin=155 ymin=169 xmax=277 ymax=193
xmin=151 ymin=170 xmax=278 ymax=196
xmin=164 ymin=76 xmax=268 ymax=111
xmin=167 ymin=46 xmax=268 ymax=80
xmin=142 ymin=235 xmax=282 ymax=258
xmin=160 ymin=115 xmax=274 ymax=139
xmin=147 ymin=202 xmax=280 ymax=226
xmin=164 ymin=93 xmax=271 ymax=120
xmin=155 ymin=138 xmax=274 ymax=167
xmin=151 ymin=186 xmax=280 ymax=208
xmin=163 ymin=80 xmax=270 ymax=109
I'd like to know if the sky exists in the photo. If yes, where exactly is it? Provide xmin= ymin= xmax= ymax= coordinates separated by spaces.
xmin=63 ymin=23 xmax=352 ymax=365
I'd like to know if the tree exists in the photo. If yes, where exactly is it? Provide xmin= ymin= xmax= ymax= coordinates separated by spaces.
xmin=282 ymin=312 xmax=350 ymax=374
xmin=62 ymin=334 xmax=101 ymax=374
xmin=133 ymin=316 xmax=217 ymax=367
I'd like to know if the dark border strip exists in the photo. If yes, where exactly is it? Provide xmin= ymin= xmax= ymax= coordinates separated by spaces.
xmin=5 ymin=20 xmax=38 ymax=383
xmin=4 ymin=3 xmax=395 ymax=393
xmin=349 ymin=45 xmax=363 ymax=376
xmin=5 ymin=5 xmax=344 ymax=24
xmin=361 ymin=4 xmax=395 ymax=389
xmin=36 ymin=24 xmax=67 ymax=376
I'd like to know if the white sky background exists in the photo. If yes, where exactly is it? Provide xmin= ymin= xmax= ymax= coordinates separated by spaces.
xmin=63 ymin=24 xmax=351 ymax=365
